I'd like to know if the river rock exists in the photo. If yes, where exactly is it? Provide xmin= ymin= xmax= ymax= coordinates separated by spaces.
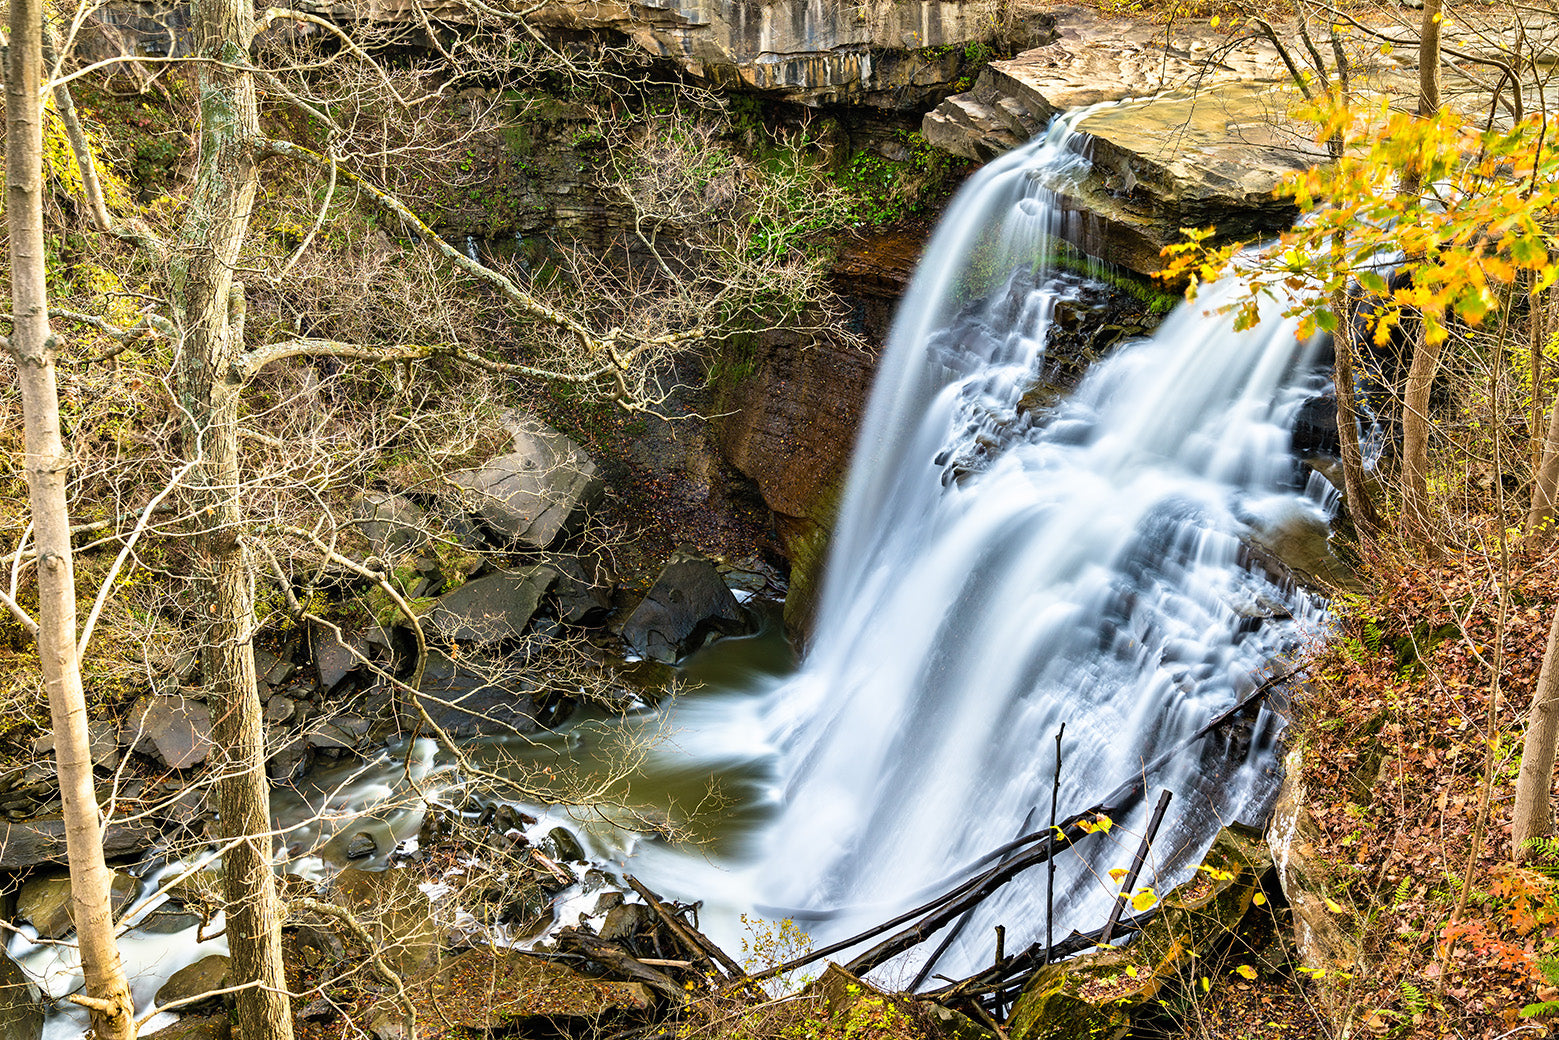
xmin=410 ymin=651 xmax=539 ymax=737
xmin=0 ymin=952 xmax=42 ymax=1040
xmin=351 ymin=491 xmax=427 ymax=556
xmin=155 ymin=955 xmax=231 ymax=1009
xmin=622 ymin=549 xmax=752 ymax=662
xmin=425 ymin=947 xmax=653 ymax=1031
xmin=31 ymin=720 xmax=120 ymax=770
xmin=121 ymin=694 xmax=213 ymax=769
xmin=448 ymin=423 xmax=603 ymax=549
xmin=426 ymin=566 xmax=558 ymax=645
xmin=0 ymin=815 xmax=157 ymax=868
xmin=549 ymin=556 xmax=613 ymax=626
xmin=332 ymin=866 xmax=440 ymax=980
xmin=17 ymin=869 xmax=138 ymax=939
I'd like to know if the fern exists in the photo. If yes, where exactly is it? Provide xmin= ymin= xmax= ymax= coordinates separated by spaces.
xmin=1390 ymin=876 xmax=1412 ymax=909
xmin=1519 ymin=958 xmax=1559 ymax=1020
xmin=1400 ymin=981 xmax=1429 ymax=1019
xmin=1521 ymin=836 xmax=1559 ymax=879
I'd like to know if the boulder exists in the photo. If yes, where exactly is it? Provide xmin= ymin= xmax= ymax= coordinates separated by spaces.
xmin=0 ymin=815 xmax=157 ymax=868
xmin=121 ymin=695 xmax=213 ymax=769
xmin=0 ymin=951 xmax=42 ymax=1040
xmin=426 ymin=566 xmax=558 ymax=646
xmin=141 ymin=1015 xmax=230 ymax=1040
xmin=410 ymin=651 xmax=539 ymax=738
xmin=154 ymin=955 xmax=231 ymax=1009
xmin=549 ymin=556 xmax=612 ymax=626
xmin=350 ymin=492 xmax=427 ymax=556
xmin=32 ymin=720 xmax=120 ymax=770
xmin=17 ymin=869 xmax=138 ymax=939
xmin=448 ymin=423 xmax=603 ymax=549
xmin=424 ymin=947 xmax=653 ymax=1031
xmin=622 ymin=550 xmax=752 ymax=663
xmin=312 ymin=623 xmax=369 ymax=689
xmin=1268 ymin=746 xmax=1361 ymax=975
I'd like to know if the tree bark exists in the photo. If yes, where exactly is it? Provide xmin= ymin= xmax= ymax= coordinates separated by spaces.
xmin=1400 ymin=330 xmax=1445 ymax=547
xmin=1513 ymin=603 xmax=1559 ymax=860
xmin=5 ymin=1 xmax=136 ymax=1036
xmin=171 ymin=0 xmax=295 ymax=1035
xmin=1419 ymin=0 xmax=1443 ymax=117
xmin=1527 ymin=387 xmax=1559 ymax=538
xmin=1332 ymin=287 xmax=1382 ymax=536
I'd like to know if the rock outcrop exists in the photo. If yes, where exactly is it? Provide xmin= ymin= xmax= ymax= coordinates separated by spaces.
xmin=923 ymin=8 xmax=1331 ymax=275
xmin=622 ymin=549 xmax=752 ymax=662
xmin=449 ymin=422 xmax=604 ymax=550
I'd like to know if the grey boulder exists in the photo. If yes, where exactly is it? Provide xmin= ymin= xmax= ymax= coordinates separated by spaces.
xmin=622 ymin=550 xmax=751 ymax=663
xmin=449 ymin=422 xmax=602 ymax=549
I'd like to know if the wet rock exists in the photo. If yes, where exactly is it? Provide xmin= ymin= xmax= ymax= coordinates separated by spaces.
xmin=1292 ymin=393 xmax=1340 ymax=461
xmin=351 ymin=492 xmax=427 ymax=556
xmin=332 ymin=866 xmax=440 ymax=980
xmin=265 ymin=695 xmax=297 ymax=725
xmin=598 ymin=903 xmax=652 ymax=943
xmin=448 ymin=422 xmax=603 ymax=549
xmin=344 ymin=831 xmax=378 ymax=859
xmin=0 ymin=815 xmax=157 ymax=868
xmin=427 ymin=566 xmax=558 ymax=646
xmin=17 ymin=870 xmax=137 ymax=939
xmin=426 ymin=947 xmax=653 ymax=1031
xmin=305 ymin=715 xmax=371 ymax=750
xmin=622 ymin=549 xmax=752 ymax=663
xmin=121 ymin=694 xmax=213 ymax=769
xmin=411 ymin=651 xmax=539 ymax=737
xmin=545 ymin=826 xmax=586 ymax=863
xmin=155 ymin=955 xmax=231 ymax=1009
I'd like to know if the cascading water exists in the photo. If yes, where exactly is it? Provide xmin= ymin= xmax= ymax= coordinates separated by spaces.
xmin=690 ymin=104 xmax=1333 ymax=979
xmin=11 ymin=103 xmax=1338 ymax=1034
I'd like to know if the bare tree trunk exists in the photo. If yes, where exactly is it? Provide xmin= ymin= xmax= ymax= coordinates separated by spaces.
xmin=1527 ymin=387 xmax=1559 ymax=538
xmin=41 ymin=19 xmax=112 ymax=232
xmin=4 ymin=1 xmax=135 ymax=1036
xmin=1332 ymin=287 xmax=1382 ymax=536
xmin=1513 ymin=603 xmax=1559 ymax=860
xmin=1419 ymin=0 xmax=1443 ymax=117
xmin=171 ymin=0 xmax=295 ymax=1035
xmin=1401 ymin=332 xmax=1445 ymax=547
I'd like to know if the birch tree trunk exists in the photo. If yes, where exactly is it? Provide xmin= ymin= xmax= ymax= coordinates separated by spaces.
xmin=5 ymin=1 xmax=135 ymax=1035
xmin=1513 ymin=604 xmax=1559 ymax=860
xmin=171 ymin=0 xmax=294 ymax=1034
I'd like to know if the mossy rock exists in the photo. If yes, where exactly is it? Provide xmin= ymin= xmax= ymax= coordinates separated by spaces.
xmin=1008 ymin=827 xmax=1270 ymax=1040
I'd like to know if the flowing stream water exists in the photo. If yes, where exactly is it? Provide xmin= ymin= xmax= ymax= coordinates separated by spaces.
xmin=13 ymin=103 xmax=1336 ymax=1032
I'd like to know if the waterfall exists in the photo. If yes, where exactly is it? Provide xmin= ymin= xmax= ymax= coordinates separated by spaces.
xmin=733 ymin=107 xmax=1330 ymax=979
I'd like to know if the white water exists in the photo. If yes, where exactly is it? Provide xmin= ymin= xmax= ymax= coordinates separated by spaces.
xmin=640 ymin=107 xmax=1331 ymax=979
xmin=13 ymin=105 xmax=1335 ymax=1030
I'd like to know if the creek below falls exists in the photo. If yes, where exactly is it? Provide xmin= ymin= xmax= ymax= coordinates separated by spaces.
xmin=14 ymin=104 xmax=1339 ymax=1035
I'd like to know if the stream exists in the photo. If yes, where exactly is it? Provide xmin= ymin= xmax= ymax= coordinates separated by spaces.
xmin=12 ymin=102 xmax=1335 ymax=1033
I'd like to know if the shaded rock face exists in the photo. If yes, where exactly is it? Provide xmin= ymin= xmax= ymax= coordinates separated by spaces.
xmin=426 ymin=565 xmax=559 ymax=646
xmin=0 ymin=952 xmax=42 ymax=1040
xmin=17 ymin=870 xmax=137 ymax=939
xmin=121 ymin=694 xmax=213 ymax=769
xmin=923 ymin=8 xmax=1328 ymax=275
xmin=450 ymin=424 xmax=604 ymax=550
xmin=1268 ymin=746 xmax=1361 ymax=975
xmin=622 ymin=550 xmax=752 ymax=662
xmin=0 ymin=816 xmax=157 ymax=869
xmin=155 ymin=955 xmax=232 ymax=1009
xmin=411 ymin=651 xmax=539 ymax=738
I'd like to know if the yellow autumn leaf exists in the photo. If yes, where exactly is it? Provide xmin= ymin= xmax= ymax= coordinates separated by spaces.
xmin=1131 ymin=887 xmax=1158 ymax=912
xmin=1253 ymin=892 xmax=1267 ymax=906
xmin=1210 ymin=15 xmax=1219 ymax=27
xmin=1324 ymin=896 xmax=1345 ymax=914
xmin=1109 ymin=868 xmax=1129 ymax=883
xmin=1235 ymin=965 xmax=1258 ymax=980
